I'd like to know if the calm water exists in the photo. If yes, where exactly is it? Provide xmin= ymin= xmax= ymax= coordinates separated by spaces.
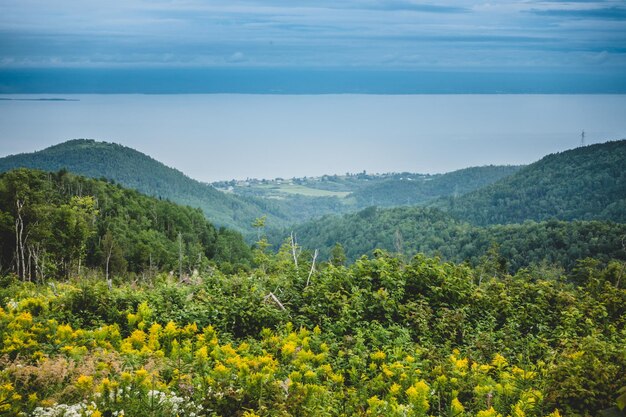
xmin=1 ymin=94 xmax=625 ymax=182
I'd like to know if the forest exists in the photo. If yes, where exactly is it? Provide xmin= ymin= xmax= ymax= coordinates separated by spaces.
xmin=0 ymin=140 xmax=625 ymax=416
xmin=0 ymin=140 xmax=288 ymax=236
xmin=0 ymin=168 xmax=252 ymax=282
xmin=0 ymin=140 xmax=523 ymax=238
xmin=286 ymin=206 xmax=626 ymax=271
xmin=436 ymin=140 xmax=626 ymax=225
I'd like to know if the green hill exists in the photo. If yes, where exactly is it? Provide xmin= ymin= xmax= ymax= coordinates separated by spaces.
xmin=285 ymin=206 xmax=626 ymax=271
xmin=438 ymin=140 xmax=626 ymax=225
xmin=349 ymin=165 xmax=522 ymax=208
xmin=0 ymin=139 xmax=288 ymax=234
xmin=0 ymin=140 xmax=523 ymax=237
xmin=287 ymin=140 xmax=626 ymax=270
xmin=0 ymin=168 xmax=252 ymax=281
xmin=214 ymin=166 xmax=522 ymax=223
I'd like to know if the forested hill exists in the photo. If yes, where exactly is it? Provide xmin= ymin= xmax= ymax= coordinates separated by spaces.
xmin=438 ymin=139 xmax=626 ymax=225
xmin=349 ymin=165 xmax=522 ymax=208
xmin=286 ymin=206 xmax=626 ymax=271
xmin=0 ymin=139 xmax=287 ymax=233
xmin=0 ymin=168 xmax=253 ymax=281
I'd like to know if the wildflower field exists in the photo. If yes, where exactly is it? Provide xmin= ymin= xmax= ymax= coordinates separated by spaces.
xmin=1 ymin=251 xmax=625 ymax=417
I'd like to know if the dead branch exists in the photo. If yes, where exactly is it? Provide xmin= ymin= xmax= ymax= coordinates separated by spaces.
xmin=306 ymin=249 xmax=318 ymax=288
xmin=264 ymin=292 xmax=286 ymax=311
xmin=290 ymin=231 xmax=299 ymax=270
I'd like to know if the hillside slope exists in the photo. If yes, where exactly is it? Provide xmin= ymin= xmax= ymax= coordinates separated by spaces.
xmin=349 ymin=165 xmax=522 ymax=208
xmin=0 ymin=140 xmax=523 ymax=235
xmin=214 ymin=166 xmax=522 ymax=224
xmin=0 ymin=139 xmax=287 ymax=233
xmin=0 ymin=168 xmax=252 ymax=280
xmin=286 ymin=206 xmax=626 ymax=271
xmin=438 ymin=140 xmax=626 ymax=225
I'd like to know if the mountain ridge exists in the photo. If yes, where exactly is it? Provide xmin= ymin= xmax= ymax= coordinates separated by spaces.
xmin=285 ymin=139 xmax=626 ymax=267
xmin=0 ymin=139 xmax=525 ymax=236
xmin=437 ymin=139 xmax=626 ymax=225
xmin=0 ymin=139 xmax=289 ymax=234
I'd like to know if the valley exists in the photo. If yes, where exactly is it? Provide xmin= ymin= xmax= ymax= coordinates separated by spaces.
xmin=0 ymin=138 xmax=624 ymax=417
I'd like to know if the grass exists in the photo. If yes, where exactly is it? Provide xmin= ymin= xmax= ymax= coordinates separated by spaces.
xmin=254 ymin=183 xmax=351 ymax=198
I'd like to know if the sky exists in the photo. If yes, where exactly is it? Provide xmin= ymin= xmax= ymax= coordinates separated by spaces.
xmin=0 ymin=2 xmax=625 ymax=180
xmin=0 ymin=0 xmax=626 ymax=93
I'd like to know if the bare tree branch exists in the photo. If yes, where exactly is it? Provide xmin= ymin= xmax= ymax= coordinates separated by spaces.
xmin=306 ymin=249 xmax=318 ymax=288
xmin=264 ymin=292 xmax=286 ymax=311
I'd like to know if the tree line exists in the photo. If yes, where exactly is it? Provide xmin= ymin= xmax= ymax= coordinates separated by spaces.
xmin=0 ymin=168 xmax=252 ymax=282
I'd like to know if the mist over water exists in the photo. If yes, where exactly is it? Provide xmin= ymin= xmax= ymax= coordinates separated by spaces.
xmin=1 ymin=94 xmax=625 ymax=182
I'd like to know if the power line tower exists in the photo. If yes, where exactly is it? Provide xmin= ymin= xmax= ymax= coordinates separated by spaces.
xmin=581 ymin=130 xmax=585 ymax=147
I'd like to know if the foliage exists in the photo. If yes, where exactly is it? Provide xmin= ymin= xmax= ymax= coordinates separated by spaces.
xmin=0 ymin=168 xmax=252 ymax=281
xmin=286 ymin=206 xmax=626 ymax=271
xmin=0 ymin=250 xmax=624 ymax=416
xmin=437 ymin=140 xmax=626 ymax=225
xmin=0 ymin=140 xmax=523 ymax=238
xmin=0 ymin=139 xmax=289 ymax=235
xmin=348 ymin=165 xmax=522 ymax=208
xmin=219 ymin=166 xmax=521 ymax=225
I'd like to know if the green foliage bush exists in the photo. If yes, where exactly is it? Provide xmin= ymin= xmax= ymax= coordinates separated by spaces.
xmin=2 ymin=249 xmax=624 ymax=416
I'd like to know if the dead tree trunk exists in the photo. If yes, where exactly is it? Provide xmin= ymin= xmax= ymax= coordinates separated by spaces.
xmin=290 ymin=232 xmax=299 ymax=270
xmin=306 ymin=249 xmax=318 ymax=288
xmin=178 ymin=232 xmax=183 ymax=281
xmin=15 ymin=200 xmax=26 ymax=281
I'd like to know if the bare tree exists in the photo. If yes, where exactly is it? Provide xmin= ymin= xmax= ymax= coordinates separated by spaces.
xmin=290 ymin=231 xmax=299 ymax=270
xmin=306 ymin=249 xmax=318 ymax=288
xmin=178 ymin=232 xmax=183 ymax=281
xmin=14 ymin=200 xmax=26 ymax=280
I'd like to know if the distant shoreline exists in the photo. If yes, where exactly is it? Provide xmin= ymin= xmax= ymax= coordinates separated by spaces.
xmin=0 ymin=98 xmax=80 ymax=101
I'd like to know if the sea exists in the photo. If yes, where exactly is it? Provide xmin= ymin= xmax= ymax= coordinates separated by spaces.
xmin=1 ymin=94 xmax=625 ymax=182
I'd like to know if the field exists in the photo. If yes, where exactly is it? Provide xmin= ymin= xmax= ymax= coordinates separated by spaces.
xmin=250 ymin=183 xmax=352 ymax=198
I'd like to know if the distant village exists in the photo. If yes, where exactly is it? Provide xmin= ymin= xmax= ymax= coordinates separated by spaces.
xmin=212 ymin=171 xmax=430 ymax=192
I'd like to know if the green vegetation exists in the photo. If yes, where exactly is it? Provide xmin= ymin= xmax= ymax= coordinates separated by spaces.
xmin=0 ymin=140 xmax=524 ymax=239
xmin=1 ymin=139 xmax=625 ymax=416
xmin=216 ymin=166 xmax=522 ymax=217
xmin=284 ymin=206 xmax=626 ymax=271
xmin=0 ymin=168 xmax=253 ymax=281
xmin=1 ymin=248 xmax=625 ymax=416
xmin=284 ymin=141 xmax=626 ymax=270
xmin=349 ymin=166 xmax=522 ymax=208
xmin=244 ymin=183 xmax=351 ymax=198
xmin=0 ymin=139 xmax=289 ymax=235
xmin=438 ymin=140 xmax=626 ymax=225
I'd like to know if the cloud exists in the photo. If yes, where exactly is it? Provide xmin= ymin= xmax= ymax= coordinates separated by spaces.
xmin=228 ymin=52 xmax=246 ymax=63
xmin=0 ymin=0 xmax=624 ymax=74
xmin=528 ymin=6 xmax=626 ymax=20
xmin=349 ymin=1 xmax=470 ymax=13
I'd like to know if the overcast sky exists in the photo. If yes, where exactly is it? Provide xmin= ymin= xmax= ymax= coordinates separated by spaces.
xmin=1 ymin=0 xmax=625 ymax=73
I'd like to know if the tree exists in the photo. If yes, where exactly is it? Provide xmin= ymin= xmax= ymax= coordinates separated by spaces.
xmin=330 ymin=243 xmax=346 ymax=267
xmin=101 ymin=230 xmax=126 ymax=285
xmin=252 ymin=216 xmax=267 ymax=241
xmin=53 ymin=196 xmax=98 ymax=277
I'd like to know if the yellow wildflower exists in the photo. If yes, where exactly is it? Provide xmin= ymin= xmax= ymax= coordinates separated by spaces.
xmin=75 ymin=374 xmax=93 ymax=392
xmin=491 ymin=353 xmax=508 ymax=368
xmin=451 ymin=397 xmax=465 ymax=415
xmin=477 ymin=407 xmax=503 ymax=417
